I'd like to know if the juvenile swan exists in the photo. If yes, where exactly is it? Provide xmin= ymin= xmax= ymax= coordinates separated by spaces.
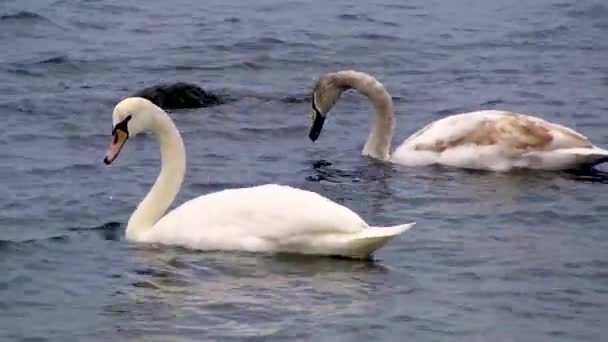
xmin=309 ymin=70 xmax=608 ymax=171
xmin=103 ymin=97 xmax=414 ymax=259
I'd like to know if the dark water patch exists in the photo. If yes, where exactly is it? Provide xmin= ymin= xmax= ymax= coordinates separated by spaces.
xmin=5 ymin=67 xmax=45 ymax=77
xmin=338 ymin=13 xmax=366 ymax=21
xmin=564 ymin=169 xmax=608 ymax=184
xmin=66 ymin=221 xmax=122 ymax=232
xmin=170 ymin=60 xmax=268 ymax=72
xmin=594 ymin=21 xmax=608 ymax=30
xmin=8 ymin=55 xmax=95 ymax=77
xmin=479 ymin=99 xmax=505 ymax=107
xmin=567 ymin=3 xmax=608 ymax=20
xmin=0 ymin=11 xmax=50 ymax=22
xmin=304 ymin=160 xmax=362 ymax=183
xmin=0 ymin=275 xmax=31 ymax=291
xmin=281 ymin=94 xmax=311 ymax=104
xmin=336 ymin=13 xmax=399 ymax=27
xmin=66 ymin=222 xmax=123 ymax=241
xmin=382 ymin=4 xmax=419 ymax=10
xmin=438 ymin=39 xmax=569 ymax=52
xmin=223 ymin=17 xmax=240 ymax=23
xmin=131 ymin=280 xmax=160 ymax=289
xmin=355 ymin=33 xmax=400 ymax=42
xmin=507 ymin=25 xmax=570 ymax=40
xmin=90 ymin=3 xmax=142 ymax=15
xmin=492 ymin=68 xmax=519 ymax=75
xmin=38 ymin=56 xmax=70 ymax=65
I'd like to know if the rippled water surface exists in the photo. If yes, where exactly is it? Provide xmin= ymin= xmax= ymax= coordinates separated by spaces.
xmin=1 ymin=0 xmax=608 ymax=341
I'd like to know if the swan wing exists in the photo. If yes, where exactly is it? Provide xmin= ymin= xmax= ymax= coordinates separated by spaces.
xmin=400 ymin=110 xmax=591 ymax=151
xmin=392 ymin=110 xmax=606 ymax=170
xmin=166 ymin=184 xmax=367 ymax=235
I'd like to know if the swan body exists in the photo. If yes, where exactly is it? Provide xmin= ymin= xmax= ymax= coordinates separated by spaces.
xmin=103 ymin=97 xmax=413 ymax=259
xmin=309 ymin=70 xmax=608 ymax=171
xmin=145 ymin=184 xmax=412 ymax=257
xmin=392 ymin=110 xmax=608 ymax=171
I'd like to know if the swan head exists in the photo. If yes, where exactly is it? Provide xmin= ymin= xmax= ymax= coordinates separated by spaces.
xmin=309 ymin=73 xmax=348 ymax=142
xmin=104 ymin=97 xmax=159 ymax=165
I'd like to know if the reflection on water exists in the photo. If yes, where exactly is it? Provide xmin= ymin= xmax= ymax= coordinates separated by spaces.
xmin=106 ymin=246 xmax=400 ymax=340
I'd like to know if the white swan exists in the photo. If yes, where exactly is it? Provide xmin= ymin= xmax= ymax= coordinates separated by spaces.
xmin=309 ymin=70 xmax=608 ymax=171
xmin=103 ymin=97 xmax=414 ymax=259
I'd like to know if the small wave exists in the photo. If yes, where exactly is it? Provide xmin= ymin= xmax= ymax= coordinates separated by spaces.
xmin=0 ymin=274 xmax=31 ymax=291
xmin=567 ymin=4 xmax=608 ymax=20
xmin=67 ymin=222 xmax=123 ymax=241
xmin=232 ymin=37 xmax=286 ymax=50
xmin=8 ymin=68 xmax=44 ymax=77
xmin=21 ymin=162 xmax=99 ymax=177
xmin=382 ymin=4 xmax=419 ymax=10
xmin=67 ymin=221 xmax=122 ymax=232
xmin=281 ymin=94 xmax=311 ymax=104
xmin=9 ymin=55 xmax=82 ymax=74
xmin=72 ymin=20 xmax=107 ymax=31
xmin=0 ymin=235 xmax=70 ymax=251
xmin=479 ymin=99 xmax=504 ymax=107
xmin=223 ymin=17 xmax=240 ymax=23
xmin=357 ymin=33 xmax=399 ymax=42
xmin=239 ymin=124 xmax=306 ymax=135
xmin=0 ymin=11 xmax=49 ymax=22
xmin=172 ymin=61 xmax=265 ymax=72
xmin=38 ymin=55 xmax=70 ymax=65
xmin=337 ymin=13 xmax=364 ymax=21
xmin=337 ymin=13 xmax=399 ymax=27
xmin=507 ymin=25 xmax=569 ymax=40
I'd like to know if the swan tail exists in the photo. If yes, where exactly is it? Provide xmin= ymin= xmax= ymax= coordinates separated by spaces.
xmin=343 ymin=222 xmax=415 ymax=259
xmin=558 ymin=147 xmax=608 ymax=167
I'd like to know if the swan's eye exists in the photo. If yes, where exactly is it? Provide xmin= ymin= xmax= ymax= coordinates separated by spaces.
xmin=112 ymin=115 xmax=132 ymax=136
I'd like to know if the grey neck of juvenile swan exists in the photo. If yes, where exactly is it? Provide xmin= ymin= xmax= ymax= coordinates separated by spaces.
xmin=126 ymin=108 xmax=186 ymax=240
xmin=332 ymin=71 xmax=395 ymax=160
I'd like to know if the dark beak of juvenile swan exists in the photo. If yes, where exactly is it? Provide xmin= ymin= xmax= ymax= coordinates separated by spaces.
xmin=104 ymin=116 xmax=131 ymax=165
xmin=308 ymin=100 xmax=325 ymax=142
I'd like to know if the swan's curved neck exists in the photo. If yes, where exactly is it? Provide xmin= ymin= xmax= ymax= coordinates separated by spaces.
xmin=334 ymin=71 xmax=395 ymax=160
xmin=126 ymin=110 xmax=186 ymax=240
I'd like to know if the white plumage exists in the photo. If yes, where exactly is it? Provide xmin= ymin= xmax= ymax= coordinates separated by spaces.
xmin=103 ymin=97 xmax=413 ymax=259
xmin=146 ymin=184 xmax=412 ymax=257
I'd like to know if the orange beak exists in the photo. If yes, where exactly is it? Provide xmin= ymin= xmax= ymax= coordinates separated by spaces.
xmin=104 ymin=129 xmax=128 ymax=165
